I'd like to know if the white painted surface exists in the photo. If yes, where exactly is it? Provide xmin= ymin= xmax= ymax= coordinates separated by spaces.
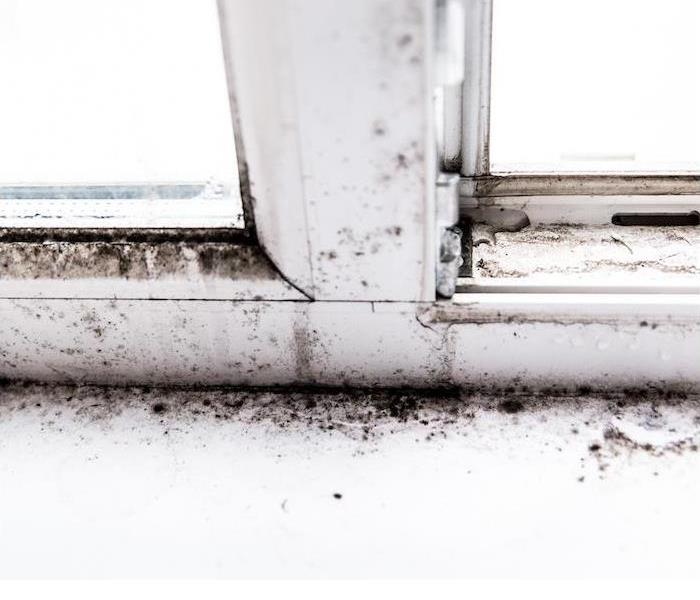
xmin=221 ymin=0 xmax=437 ymax=301
xmin=0 ymin=298 xmax=698 ymax=390
xmin=218 ymin=0 xmax=315 ymax=293
xmin=460 ymin=0 xmax=492 ymax=177
xmin=1 ymin=385 xmax=699 ymax=577
xmin=0 ymin=274 xmax=305 ymax=302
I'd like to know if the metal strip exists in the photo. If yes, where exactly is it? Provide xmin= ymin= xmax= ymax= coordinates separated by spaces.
xmin=456 ymin=280 xmax=700 ymax=295
xmin=462 ymin=174 xmax=700 ymax=198
xmin=0 ymin=184 xmax=206 ymax=201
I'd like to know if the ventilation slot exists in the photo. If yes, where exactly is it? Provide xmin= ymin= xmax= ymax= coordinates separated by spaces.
xmin=612 ymin=212 xmax=700 ymax=227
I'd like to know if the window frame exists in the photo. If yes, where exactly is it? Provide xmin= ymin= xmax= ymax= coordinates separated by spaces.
xmin=0 ymin=0 xmax=249 ymax=232
xmin=0 ymin=1 xmax=302 ymax=303
xmin=0 ymin=0 xmax=697 ymax=393
xmin=0 ymin=183 xmax=247 ymax=230
xmin=0 ymin=0 xmax=438 ymax=305
xmin=217 ymin=0 xmax=438 ymax=302
xmin=450 ymin=0 xmax=700 ymax=217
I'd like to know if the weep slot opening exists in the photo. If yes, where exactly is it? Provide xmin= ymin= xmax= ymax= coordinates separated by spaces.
xmin=611 ymin=212 xmax=700 ymax=227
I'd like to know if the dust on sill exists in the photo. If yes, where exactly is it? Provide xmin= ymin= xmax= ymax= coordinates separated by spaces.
xmin=467 ymin=224 xmax=700 ymax=287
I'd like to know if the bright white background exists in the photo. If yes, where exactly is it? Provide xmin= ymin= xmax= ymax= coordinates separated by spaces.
xmin=490 ymin=0 xmax=700 ymax=173
xmin=0 ymin=0 xmax=238 ymax=186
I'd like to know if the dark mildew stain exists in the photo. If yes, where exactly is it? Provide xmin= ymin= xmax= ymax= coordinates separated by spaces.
xmin=372 ymin=120 xmax=387 ymax=137
xmin=152 ymin=402 xmax=167 ymax=415
xmin=1 ymin=384 xmax=700 ymax=482
xmin=499 ymin=399 xmax=524 ymax=414
xmin=396 ymin=33 xmax=413 ymax=48
xmin=0 ymin=240 xmax=281 ymax=281
xmin=396 ymin=154 xmax=409 ymax=169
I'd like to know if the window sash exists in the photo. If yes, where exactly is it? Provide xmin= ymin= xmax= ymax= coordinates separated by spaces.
xmin=456 ymin=0 xmax=700 ymax=197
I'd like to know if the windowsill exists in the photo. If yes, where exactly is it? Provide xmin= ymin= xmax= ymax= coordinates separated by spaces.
xmin=0 ymin=228 xmax=306 ymax=301
xmin=459 ymin=223 xmax=700 ymax=295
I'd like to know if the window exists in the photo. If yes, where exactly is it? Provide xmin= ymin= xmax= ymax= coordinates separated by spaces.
xmin=490 ymin=0 xmax=700 ymax=174
xmin=0 ymin=0 xmax=244 ymax=228
xmin=442 ymin=0 xmax=700 ymax=294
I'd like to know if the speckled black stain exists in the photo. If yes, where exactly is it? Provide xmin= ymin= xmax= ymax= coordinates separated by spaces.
xmin=0 ymin=237 xmax=282 ymax=281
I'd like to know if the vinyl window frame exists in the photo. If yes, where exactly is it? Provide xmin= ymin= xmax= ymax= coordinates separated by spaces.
xmin=0 ymin=1 xmax=306 ymax=303
xmin=0 ymin=0 xmax=698 ymax=392
xmin=443 ymin=0 xmax=700 ymax=225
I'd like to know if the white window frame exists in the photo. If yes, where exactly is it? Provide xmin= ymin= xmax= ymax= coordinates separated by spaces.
xmin=0 ymin=1 xmax=247 ymax=231
xmin=0 ymin=0 xmax=697 ymax=394
xmin=443 ymin=0 xmax=700 ymax=225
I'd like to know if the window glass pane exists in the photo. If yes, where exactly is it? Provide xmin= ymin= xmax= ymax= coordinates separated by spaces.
xmin=0 ymin=0 xmax=242 ymax=227
xmin=490 ymin=0 xmax=700 ymax=173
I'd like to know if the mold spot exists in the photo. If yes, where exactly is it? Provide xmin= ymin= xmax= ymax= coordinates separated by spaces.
xmin=499 ymin=400 xmax=524 ymax=414
xmin=372 ymin=121 xmax=387 ymax=136
xmin=396 ymin=154 xmax=409 ymax=169
xmin=397 ymin=33 xmax=413 ymax=48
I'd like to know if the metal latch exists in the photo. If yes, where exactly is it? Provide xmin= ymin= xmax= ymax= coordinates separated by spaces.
xmin=436 ymin=173 xmax=463 ymax=298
